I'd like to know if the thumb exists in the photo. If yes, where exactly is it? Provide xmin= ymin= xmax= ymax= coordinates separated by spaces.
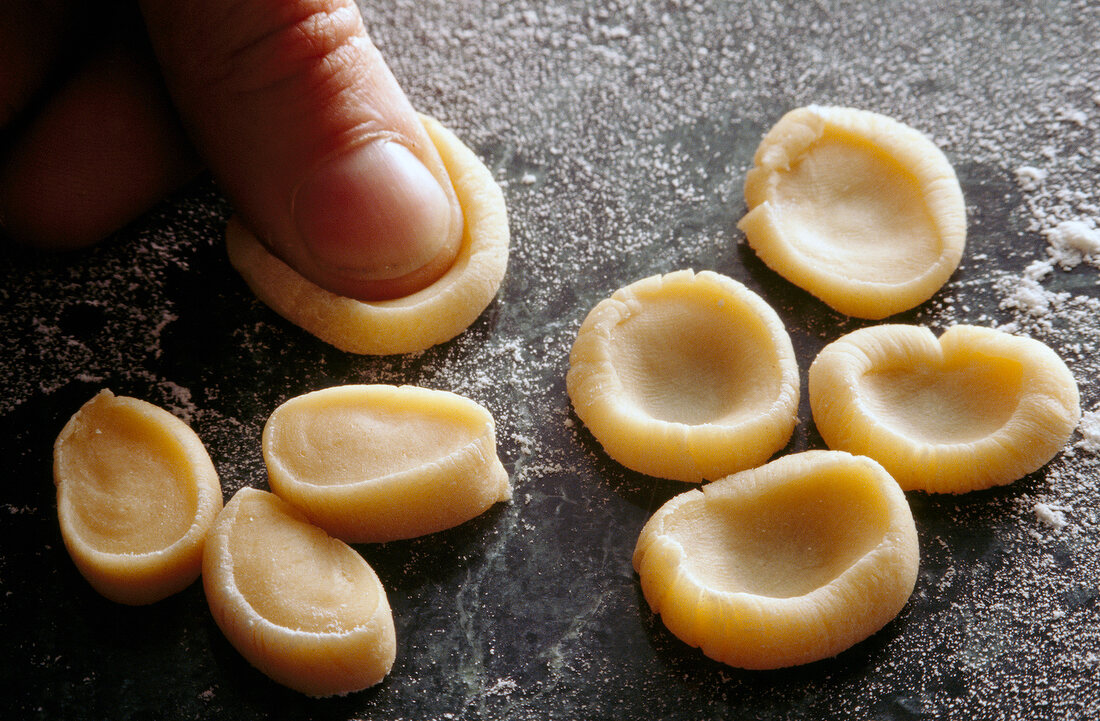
xmin=139 ymin=0 xmax=462 ymax=301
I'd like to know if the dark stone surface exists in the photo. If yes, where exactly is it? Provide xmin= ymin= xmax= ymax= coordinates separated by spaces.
xmin=2 ymin=1 xmax=1098 ymax=719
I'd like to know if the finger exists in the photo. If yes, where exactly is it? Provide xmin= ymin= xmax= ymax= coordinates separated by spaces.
xmin=0 ymin=42 xmax=201 ymax=250
xmin=139 ymin=0 xmax=463 ymax=301
xmin=0 ymin=0 xmax=73 ymax=129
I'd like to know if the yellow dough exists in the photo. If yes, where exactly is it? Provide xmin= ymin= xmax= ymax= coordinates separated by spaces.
xmin=226 ymin=115 xmax=509 ymax=355
xmin=52 ymin=390 xmax=223 ymax=605
xmin=809 ymin=324 xmax=1081 ymax=493
xmin=203 ymin=488 xmax=396 ymax=697
xmin=633 ymin=451 xmax=919 ymax=669
xmin=567 ymin=270 xmax=799 ymax=482
xmin=738 ymin=106 xmax=965 ymax=319
xmin=263 ymin=384 xmax=511 ymax=543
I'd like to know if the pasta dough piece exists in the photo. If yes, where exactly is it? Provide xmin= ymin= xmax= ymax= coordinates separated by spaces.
xmin=633 ymin=451 xmax=919 ymax=670
xmin=567 ymin=270 xmax=799 ymax=482
xmin=203 ymin=488 xmax=396 ymax=697
xmin=738 ymin=106 xmax=965 ymax=319
xmin=809 ymin=324 xmax=1080 ymax=493
xmin=263 ymin=384 xmax=511 ymax=543
xmin=52 ymin=390 xmax=223 ymax=605
xmin=227 ymin=115 xmax=509 ymax=355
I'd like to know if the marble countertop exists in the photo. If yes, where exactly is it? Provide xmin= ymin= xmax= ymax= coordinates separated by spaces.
xmin=3 ymin=1 xmax=1098 ymax=719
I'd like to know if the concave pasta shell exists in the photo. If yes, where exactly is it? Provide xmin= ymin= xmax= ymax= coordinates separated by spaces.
xmin=263 ymin=384 xmax=511 ymax=542
xmin=633 ymin=450 xmax=919 ymax=669
xmin=53 ymin=389 xmax=222 ymax=605
xmin=739 ymin=105 xmax=965 ymax=319
xmin=809 ymin=324 xmax=1080 ymax=493
xmin=202 ymin=487 xmax=396 ymax=697
xmin=567 ymin=269 xmax=799 ymax=482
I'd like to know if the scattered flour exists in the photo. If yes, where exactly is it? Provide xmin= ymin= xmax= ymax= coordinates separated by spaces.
xmin=999 ymin=276 xmax=1065 ymax=318
xmin=2 ymin=1 xmax=1099 ymax=718
xmin=1015 ymin=165 xmax=1048 ymax=192
xmin=1045 ymin=219 xmax=1100 ymax=269
xmin=160 ymin=381 xmax=197 ymax=423
xmin=1076 ymin=409 xmax=1100 ymax=453
xmin=485 ymin=676 xmax=519 ymax=697
xmin=1033 ymin=502 xmax=1069 ymax=531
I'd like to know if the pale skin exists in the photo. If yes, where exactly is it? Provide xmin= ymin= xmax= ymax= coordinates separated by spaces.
xmin=0 ymin=0 xmax=462 ymax=301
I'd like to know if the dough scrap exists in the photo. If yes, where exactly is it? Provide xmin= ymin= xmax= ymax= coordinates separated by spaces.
xmin=809 ymin=324 xmax=1081 ymax=493
xmin=227 ymin=115 xmax=509 ymax=355
xmin=738 ymin=106 xmax=965 ymax=319
xmin=202 ymin=488 xmax=396 ymax=697
xmin=633 ymin=450 xmax=919 ymax=670
xmin=567 ymin=269 xmax=799 ymax=482
xmin=263 ymin=384 xmax=511 ymax=543
xmin=52 ymin=389 xmax=223 ymax=605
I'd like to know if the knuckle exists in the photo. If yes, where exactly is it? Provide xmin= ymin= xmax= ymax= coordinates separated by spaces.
xmin=213 ymin=0 xmax=366 ymax=98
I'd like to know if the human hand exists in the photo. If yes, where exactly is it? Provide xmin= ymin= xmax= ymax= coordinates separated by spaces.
xmin=0 ymin=0 xmax=463 ymax=301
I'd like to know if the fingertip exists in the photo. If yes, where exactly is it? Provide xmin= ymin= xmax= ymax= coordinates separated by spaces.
xmin=289 ymin=138 xmax=461 ymax=299
xmin=310 ymin=225 xmax=463 ymax=302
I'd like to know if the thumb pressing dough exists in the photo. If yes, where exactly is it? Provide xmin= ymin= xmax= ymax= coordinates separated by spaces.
xmin=739 ymin=106 xmax=966 ymax=319
xmin=227 ymin=115 xmax=509 ymax=355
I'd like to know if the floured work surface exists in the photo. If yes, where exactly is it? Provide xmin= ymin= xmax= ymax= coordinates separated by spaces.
xmin=1 ymin=1 xmax=1098 ymax=720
